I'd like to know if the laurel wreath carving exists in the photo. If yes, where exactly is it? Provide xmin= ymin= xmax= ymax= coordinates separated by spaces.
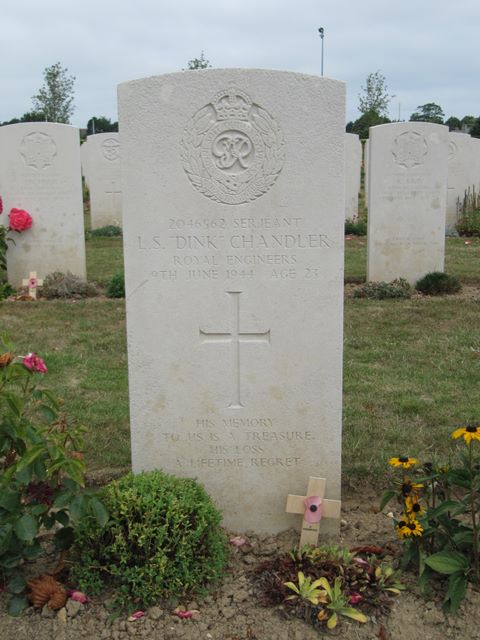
xmin=180 ymin=100 xmax=285 ymax=205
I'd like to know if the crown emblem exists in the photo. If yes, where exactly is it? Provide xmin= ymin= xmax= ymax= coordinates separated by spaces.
xmin=213 ymin=87 xmax=252 ymax=121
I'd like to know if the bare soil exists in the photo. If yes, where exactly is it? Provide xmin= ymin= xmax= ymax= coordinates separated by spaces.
xmin=2 ymin=488 xmax=480 ymax=640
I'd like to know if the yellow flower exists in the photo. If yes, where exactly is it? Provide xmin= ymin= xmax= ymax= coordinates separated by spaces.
xmin=405 ymin=496 xmax=425 ymax=517
xmin=452 ymin=425 xmax=480 ymax=444
xmin=396 ymin=517 xmax=423 ymax=538
xmin=401 ymin=480 xmax=423 ymax=498
xmin=389 ymin=456 xmax=418 ymax=469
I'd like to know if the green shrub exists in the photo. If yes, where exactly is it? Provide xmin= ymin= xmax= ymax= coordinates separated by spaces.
xmin=0 ymin=282 xmax=15 ymax=300
xmin=415 ymin=271 xmax=461 ymax=296
xmin=345 ymin=219 xmax=367 ymax=236
xmin=41 ymin=271 xmax=98 ymax=299
xmin=456 ymin=210 xmax=480 ymax=237
xmin=106 ymin=270 xmax=125 ymax=298
xmin=353 ymin=278 xmax=412 ymax=300
xmin=87 ymin=225 xmax=122 ymax=238
xmin=70 ymin=471 xmax=228 ymax=609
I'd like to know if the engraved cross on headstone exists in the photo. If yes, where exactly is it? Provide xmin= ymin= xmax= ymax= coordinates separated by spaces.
xmin=200 ymin=291 xmax=270 ymax=409
xmin=22 ymin=271 xmax=43 ymax=299
xmin=286 ymin=477 xmax=341 ymax=548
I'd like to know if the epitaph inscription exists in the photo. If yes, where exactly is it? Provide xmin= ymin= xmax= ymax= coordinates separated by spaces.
xmin=181 ymin=87 xmax=285 ymax=205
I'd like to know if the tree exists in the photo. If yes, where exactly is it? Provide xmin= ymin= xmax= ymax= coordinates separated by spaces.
xmin=0 ymin=111 xmax=45 ymax=127
xmin=470 ymin=117 xmax=480 ymax=139
xmin=461 ymin=115 xmax=476 ymax=131
xmin=31 ymin=62 xmax=75 ymax=124
xmin=410 ymin=103 xmax=444 ymax=124
xmin=86 ymin=116 xmax=118 ymax=135
xmin=348 ymin=110 xmax=391 ymax=139
xmin=186 ymin=51 xmax=211 ymax=70
xmin=445 ymin=116 xmax=461 ymax=131
xmin=358 ymin=71 xmax=394 ymax=117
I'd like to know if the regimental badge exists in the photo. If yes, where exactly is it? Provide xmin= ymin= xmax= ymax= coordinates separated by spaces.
xmin=391 ymin=131 xmax=428 ymax=169
xmin=20 ymin=132 xmax=57 ymax=170
xmin=102 ymin=138 xmax=120 ymax=162
xmin=181 ymin=87 xmax=285 ymax=205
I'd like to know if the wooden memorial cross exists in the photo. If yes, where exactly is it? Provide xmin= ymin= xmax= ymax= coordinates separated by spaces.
xmin=22 ymin=271 xmax=43 ymax=299
xmin=286 ymin=477 xmax=341 ymax=548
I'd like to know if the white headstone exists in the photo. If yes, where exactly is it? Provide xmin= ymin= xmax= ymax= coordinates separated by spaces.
xmin=345 ymin=133 xmax=361 ymax=221
xmin=364 ymin=138 xmax=370 ymax=200
xmin=80 ymin=139 xmax=90 ymax=187
xmin=119 ymin=69 xmax=345 ymax=533
xmin=447 ymin=132 xmax=474 ymax=233
xmin=367 ymin=122 xmax=448 ymax=284
xmin=84 ymin=133 xmax=122 ymax=229
xmin=0 ymin=123 xmax=86 ymax=287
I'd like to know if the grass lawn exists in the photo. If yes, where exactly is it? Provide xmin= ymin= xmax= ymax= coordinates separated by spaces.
xmin=344 ymin=236 xmax=480 ymax=284
xmin=1 ymin=232 xmax=479 ymax=481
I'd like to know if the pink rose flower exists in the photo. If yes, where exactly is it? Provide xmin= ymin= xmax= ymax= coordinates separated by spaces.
xmin=68 ymin=590 xmax=89 ymax=604
xmin=23 ymin=352 xmax=47 ymax=373
xmin=9 ymin=208 xmax=33 ymax=232
xmin=0 ymin=196 xmax=3 ymax=215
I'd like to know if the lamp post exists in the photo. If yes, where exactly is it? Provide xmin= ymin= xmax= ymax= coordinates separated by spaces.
xmin=318 ymin=27 xmax=325 ymax=76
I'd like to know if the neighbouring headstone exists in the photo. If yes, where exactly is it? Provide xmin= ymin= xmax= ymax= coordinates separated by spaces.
xmin=447 ymin=132 xmax=474 ymax=233
xmin=345 ymin=133 xmax=361 ymax=221
xmin=80 ymin=139 xmax=90 ymax=187
xmin=367 ymin=122 xmax=448 ymax=284
xmin=0 ymin=123 xmax=86 ymax=286
xmin=83 ymin=133 xmax=122 ymax=229
xmin=364 ymin=138 xmax=370 ymax=200
xmin=119 ymin=69 xmax=345 ymax=533
xmin=471 ymin=137 xmax=480 ymax=195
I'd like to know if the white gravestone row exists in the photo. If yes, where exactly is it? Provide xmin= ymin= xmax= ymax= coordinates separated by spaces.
xmin=446 ymin=132 xmax=475 ymax=233
xmin=0 ymin=123 xmax=86 ymax=287
xmin=367 ymin=122 xmax=449 ymax=285
xmin=344 ymin=133 xmax=361 ymax=221
xmin=82 ymin=133 xmax=122 ymax=229
xmin=119 ymin=69 xmax=345 ymax=533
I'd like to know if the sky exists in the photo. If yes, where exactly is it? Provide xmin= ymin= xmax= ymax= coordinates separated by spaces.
xmin=2 ymin=0 xmax=479 ymax=128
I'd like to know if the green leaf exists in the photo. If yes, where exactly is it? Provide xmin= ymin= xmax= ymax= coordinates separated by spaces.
xmin=0 ymin=524 xmax=13 ymax=554
xmin=29 ymin=504 xmax=49 ymax=518
xmin=14 ymin=513 xmax=38 ymax=543
xmin=53 ymin=491 xmax=73 ymax=509
xmin=453 ymin=530 xmax=474 ymax=547
xmin=16 ymin=444 xmax=45 ymax=471
xmin=427 ymin=501 xmax=466 ymax=519
xmin=7 ymin=575 xmax=26 ymax=594
xmin=338 ymin=607 xmax=368 ymax=623
xmin=445 ymin=572 xmax=468 ymax=613
xmin=23 ymin=541 xmax=42 ymax=560
xmin=0 ymin=490 xmax=21 ymax=512
xmin=8 ymin=595 xmax=28 ymax=616
xmin=425 ymin=551 xmax=469 ymax=575
xmin=39 ymin=404 xmax=57 ymax=423
xmin=379 ymin=489 xmax=396 ymax=512
xmin=54 ymin=526 xmax=74 ymax=550
xmin=89 ymin=497 xmax=109 ymax=527
xmin=69 ymin=494 xmax=86 ymax=522
xmin=0 ymin=553 xmax=22 ymax=569
xmin=55 ymin=510 xmax=70 ymax=527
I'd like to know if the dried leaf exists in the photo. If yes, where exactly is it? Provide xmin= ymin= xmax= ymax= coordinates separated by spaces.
xmin=27 ymin=574 xmax=67 ymax=610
